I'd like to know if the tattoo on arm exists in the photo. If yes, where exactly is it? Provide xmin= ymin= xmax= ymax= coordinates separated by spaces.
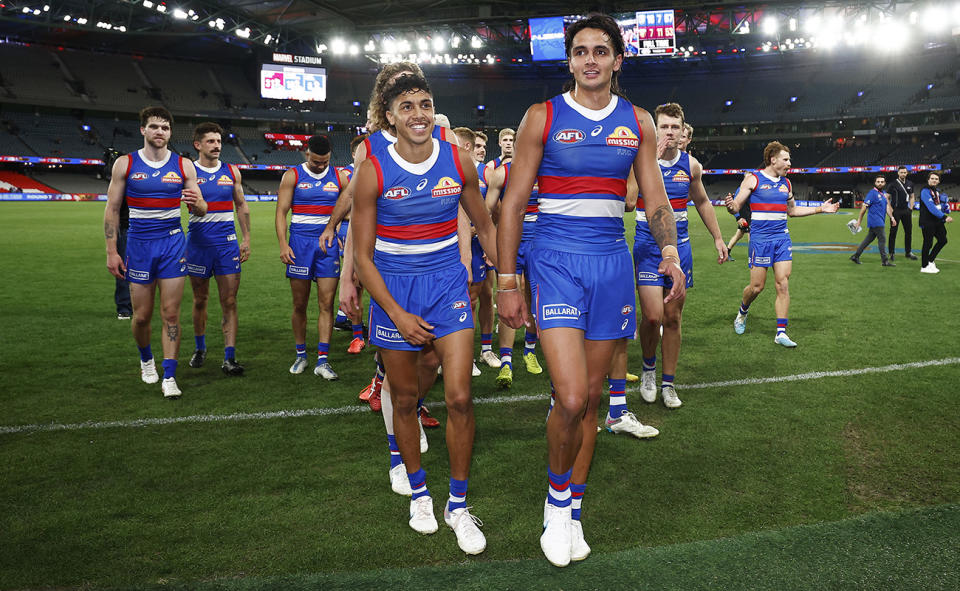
xmin=166 ymin=324 xmax=179 ymax=342
xmin=104 ymin=222 xmax=116 ymax=240
xmin=241 ymin=213 xmax=251 ymax=235
xmin=648 ymin=204 xmax=678 ymax=247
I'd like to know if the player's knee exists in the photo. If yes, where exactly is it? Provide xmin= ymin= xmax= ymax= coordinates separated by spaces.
xmin=663 ymin=311 xmax=682 ymax=331
xmin=552 ymin=391 xmax=587 ymax=422
xmin=775 ymin=279 xmax=789 ymax=294
xmin=640 ymin=311 xmax=661 ymax=331
xmin=220 ymin=293 xmax=237 ymax=311
xmin=390 ymin=390 xmax=419 ymax=415
xmin=445 ymin=390 xmax=473 ymax=416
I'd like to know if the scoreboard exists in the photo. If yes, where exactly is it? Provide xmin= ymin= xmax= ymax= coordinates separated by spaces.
xmin=259 ymin=64 xmax=327 ymax=102
xmin=631 ymin=10 xmax=676 ymax=56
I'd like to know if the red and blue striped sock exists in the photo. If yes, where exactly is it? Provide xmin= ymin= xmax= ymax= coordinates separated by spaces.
xmin=776 ymin=318 xmax=788 ymax=336
xmin=739 ymin=301 xmax=750 ymax=316
xmin=524 ymin=330 xmax=537 ymax=353
xmin=661 ymin=373 xmax=675 ymax=390
xmin=500 ymin=347 xmax=513 ymax=369
xmin=481 ymin=333 xmax=492 ymax=353
xmin=407 ymin=467 xmax=430 ymax=500
xmin=295 ymin=343 xmax=307 ymax=359
xmin=352 ymin=324 xmax=363 ymax=339
xmin=608 ymin=378 xmax=627 ymax=417
xmin=316 ymin=342 xmax=329 ymax=364
xmin=387 ymin=434 xmax=402 ymax=469
xmin=447 ymin=477 xmax=468 ymax=512
xmin=547 ymin=467 xmax=572 ymax=508
xmin=570 ymin=483 xmax=586 ymax=520
xmin=643 ymin=355 xmax=657 ymax=372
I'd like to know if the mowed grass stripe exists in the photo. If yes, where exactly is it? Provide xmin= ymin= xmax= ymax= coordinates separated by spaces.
xmin=4 ymin=357 xmax=958 ymax=435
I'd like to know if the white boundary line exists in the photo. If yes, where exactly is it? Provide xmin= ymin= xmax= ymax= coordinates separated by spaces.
xmin=3 ymin=358 xmax=958 ymax=436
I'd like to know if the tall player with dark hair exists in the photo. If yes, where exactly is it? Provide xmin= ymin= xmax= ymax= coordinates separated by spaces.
xmin=725 ymin=142 xmax=838 ymax=347
xmin=276 ymin=135 xmax=351 ymax=379
xmin=351 ymin=74 xmax=498 ymax=555
xmin=186 ymin=122 xmax=251 ymax=375
xmin=104 ymin=106 xmax=206 ymax=399
xmin=498 ymin=14 xmax=684 ymax=566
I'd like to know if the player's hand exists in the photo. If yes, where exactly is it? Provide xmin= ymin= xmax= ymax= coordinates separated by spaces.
xmin=659 ymin=258 xmax=686 ymax=304
xmin=946 ymin=216 xmax=954 ymax=223
xmin=394 ymin=312 xmax=435 ymax=345
xmin=853 ymin=221 xmax=861 ymax=231
xmin=715 ymin=239 xmax=729 ymax=264
xmin=106 ymin=252 xmax=126 ymax=280
xmin=890 ymin=219 xmax=897 ymax=227
xmin=656 ymin=132 xmax=670 ymax=160
xmin=239 ymin=240 xmax=251 ymax=263
xmin=497 ymin=288 xmax=530 ymax=330
xmin=319 ymin=226 xmax=337 ymax=254
xmin=820 ymin=198 xmax=840 ymax=213
xmin=724 ymin=192 xmax=737 ymax=213
xmin=181 ymin=187 xmax=202 ymax=213
xmin=339 ymin=280 xmax=360 ymax=313
xmin=279 ymin=243 xmax=295 ymax=265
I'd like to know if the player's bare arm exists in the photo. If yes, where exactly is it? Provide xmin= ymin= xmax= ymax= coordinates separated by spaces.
xmin=351 ymin=158 xmax=434 ymax=345
xmin=230 ymin=164 xmax=252 ymax=262
xmin=321 ymin=143 xmax=367 ymax=251
xmin=726 ymin=173 xmax=758 ymax=213
xmin=484 ymin=165 xmax=506 ymax=221
xmin=104 ymin=155 xmax=130 ymax=279
xmin=457 ymin=146 xmax=498 ymax=270
xmin=689 ymin=156 xmax=728 ymax=263
xmin=275 ymin=169 xmax=296 ymax=264
xmin=624 ymin=166 xmax=639 ymax=212
xmin=457 ymin=206 xmax=473 ymax=284
xmin=787 ymin=194 xmax=838 ymax=217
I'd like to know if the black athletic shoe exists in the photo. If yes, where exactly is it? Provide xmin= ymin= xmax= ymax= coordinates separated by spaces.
xmin=889 ymin=255 xmax=895 ymax=262
xmin=221 ymin=358 xmax=245 ymax=376
xmin=849 ymin=255 xmax=861 ymax=265
xmin=189 ymin=348 xmax=206 ymax=368
xmin=333 ymin=318 xmax=352 ymax=332
xmin=362 ymin=324 xmax=369 ymax=340
xmin=882 ymin=261 xmax=896 ymax=267
xmin=905 ymin=253 xmax=918 ymax=260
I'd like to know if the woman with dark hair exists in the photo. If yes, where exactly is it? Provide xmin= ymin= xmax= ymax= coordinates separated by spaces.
xmin=497 ymin=13 xmax=684 ymax=567
xmin=919 ymin=172 xmax=953 ymax=274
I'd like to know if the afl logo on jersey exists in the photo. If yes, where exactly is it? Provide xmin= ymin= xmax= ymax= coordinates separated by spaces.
xmin=431 ymin=177 xmax=462 ymax=198
xmin=297 ymin=182 xmax=313 ymax=190
xmin=161 ymin=171 xmax=183 ymax=184
xmin=759 ymin=184 xmax=772 ymax=191
xmin=384 ymin=186 xmax=410 ymax=200
xmin=217 ymin=175 xmax=234 ymax=186
xmin=606 ymin=126 xmax=640 ymax=149
xmin=554 ymin=129 xmax=585 ymax=144
xmin=778 ymin=184 xmax=789 ymax=193
xmin=322 ymin=181 xmax=339 ymax=192
xmin=130 ymin=172 xmax=149 ymax=181
xmin=673 ymin=171 xmax=690 ymax=183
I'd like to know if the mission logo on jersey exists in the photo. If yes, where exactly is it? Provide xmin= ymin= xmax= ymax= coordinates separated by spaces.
xmin=322 ymin=181 xmax=339 ymax=192
xmin=778 ymin=184 xmax=790 ymax=193
xmin=605 ymin=126 xmax=639 ymax=149
xmin=216 ymin=175 xmax=234 ymax=186
xmin=161 ymin=171 xmax=183 ymax=184
xmin=672 ymin=170 xmax=690 ymax=183
xmin=431 ymin=177 xmax=462 ymax=198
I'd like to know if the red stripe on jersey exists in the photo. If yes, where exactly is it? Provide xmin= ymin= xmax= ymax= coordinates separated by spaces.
xmin=525 ymin=204 xmax=539 ymax=213
xmin=370 ymin=156 xmax=384 ymax=197
xmin=124 ymin=154 xmax=133 ymax=179
xmin=751 ymin=202 xmax=787 ymax=212
xmin=377 ymin=218 xmax=457 ymax=240
xmin=784 ymin=177 xmax=792 ymax=194
xmin=292 ymin=204 xmax=335 ymax=214
xmin=669 ymin=197 xmax=689 ymax=209
xmin=128 ymin=196 xmax=180 ymax=208
xmin=207 ymin=200 xmax=234 ymax=212
xmin=631 ymin=105 xmax=644 ymax=145
xmin=451 ymin=143 xmax=466 ymax=185
xmin=177 ymin=156 xmax=185 ymax=178
xmin=538 ymin=175 xmax=626 ymax=196
xmin=542 ymin=100 xmax=554 ymax=146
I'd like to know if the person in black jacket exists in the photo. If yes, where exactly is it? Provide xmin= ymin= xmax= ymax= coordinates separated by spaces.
xmin=918 ymin=172 xmax=953 ymax=274
xmin=887 ymin=166 xmax=917 ymax=261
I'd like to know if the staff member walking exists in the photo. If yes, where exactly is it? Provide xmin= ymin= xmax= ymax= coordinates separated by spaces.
xmin=887 ymin=166 xmax=916 ymax=261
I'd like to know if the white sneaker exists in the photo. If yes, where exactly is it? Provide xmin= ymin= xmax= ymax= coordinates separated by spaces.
xmin=140 ymin=358 xmax=159 ymax=384
xmin=640 ymin=370 xmax=657 ymax=403
xmin=570 ymin=519 xmax=591 ymax=561
xmin=541 ymin=501 xmax=572 ymax=567
xmin=289 ymin=356 xmax=307 ymax=374
xmin=920 ymin=263 xmax=939 ymax=274
xmin=605 ymin=411 xmax=659 ymax=438
xmin=419 ymin=420 xmax=428 ymax=454
xmin=408 ymin=496 xmax=438 ymax=534
xmin=661 ymin=385 xmax=682 ymax=409
xmin=774 ymin=333 xmax=798 ymax=348
xmin=734 ymin=313 xmax=747 ymax=334
xmin=389 ymin=463 xmax=413 ymax=496
xmin=480 ymin=350 xmax=501 ymax=368
xmin=444 ymin=506 xmax=486 ymax=555
xmin=472 ymin=361 xmax=482 ymax=377
xmin=930 ymin=262 xmax=940 ymax=272
xmin=161 ymin=377 xmax=182 ymax=399
xmin=313 ymin=361 xmax=339 ymax=380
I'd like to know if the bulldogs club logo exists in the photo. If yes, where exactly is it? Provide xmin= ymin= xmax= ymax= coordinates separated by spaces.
xmin=160 ymin=171 xmax=183 ymax=184
xmin=322 ymin=181 xmax=339 ymax=192
xmin=672 ymin=170 xmax=690 ymax=184
xmin=216 ymin=175 xmax=234 ymax=186
xmin=605 ymin=126 xmax=639 ymax=149
xmin=778 ymin=184 xmax=790 ymax=193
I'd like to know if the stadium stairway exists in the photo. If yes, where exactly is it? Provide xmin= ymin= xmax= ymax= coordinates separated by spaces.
xmin=0 ymin=171 xmax=59 ymax=193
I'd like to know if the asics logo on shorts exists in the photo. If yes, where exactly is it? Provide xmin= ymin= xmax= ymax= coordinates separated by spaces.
xmin=375 ymin=325 xmax=405 ymax=343
xmin=459 ymin=312 xmax=468 ymax=322
xmin=542 ymin=303 xmax=581 ymax=320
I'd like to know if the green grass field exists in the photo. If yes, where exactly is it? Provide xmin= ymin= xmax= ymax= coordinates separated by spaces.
xmin=1 ymin=202 xmax=958 ymax=590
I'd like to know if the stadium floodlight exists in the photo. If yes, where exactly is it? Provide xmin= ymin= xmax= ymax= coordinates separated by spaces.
xmin=77 ymin=17 xmax=87 ymax=24
xmin=924 ymin=7 xmax=948 ymax=32
xmin=331 ymin=38 xmax=347 ymax=54
xmin=762 ymin=17 xmax=778 ymax=36
xmin=64 ymin=14 xmax=70 ymax=20
xmin=349 ymin=44 xmax=359 ymax=55
xmin=382 ymin=39 xmax=395 ymax=53
xmin=33 ymin=8 xmax=40 ymax=15
xmin=22 ymin=7 xmax=30 ymax=13
xmin=471 ymin=36 xmax=482 ymax=48
xmin=804 ymin=15 xmax=820 ymax=34
xmin=116 ymin=25 xmax=126 ymax=32
xmin=43 ymin=4 xmax=49 ymax=10
xmin=417 ymin=38 xmax=428 ymax=51
xmin=156 ymin=4 xmax=166 ymax=13
xmin=364 ymin=40 xmax=375 ymax=51
xmin=909 ymin=11 xmax=919 ymax=24
xmin=451 ymin=36 xmax=461 ymax=48
xmin=173 ymin=8 xmax=188 ymax=19
xmin=433 ymin=37 xmax=445 ymax=51
xmin=142 ymin=0 xmax=154 ymax=7
xmin=789 ymin=18 xmax=797 ymax=31
xmin=235 ymin=27 xmax=251 ymax=39
xmin=398 ymin=39 xmax=411 ymax=52
xmin=264 ymin=34 xmax=273 ymax=44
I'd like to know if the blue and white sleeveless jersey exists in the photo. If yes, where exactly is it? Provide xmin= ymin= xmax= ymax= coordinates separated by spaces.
xmin=746 ymin=170 xmax=792 ymax=240
xmin=501 ymin=161 xmax=540 ymax=242
xmin=289 ymin=163 xmax=341 ymax=237
xmin=339 ymin=163 xmax=355 ymax=182
xmin=189 ymin=161 xmax=236 ymax=244
xmin=125 ymin=149 xmax=186 ymax=239
xmin=535 ymin=92 xmax=641 ymax=254
xmin=636 ymin=151 xmax=691 ymax=245
xmin=369 ymin=139 xmax=464 ymax=274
